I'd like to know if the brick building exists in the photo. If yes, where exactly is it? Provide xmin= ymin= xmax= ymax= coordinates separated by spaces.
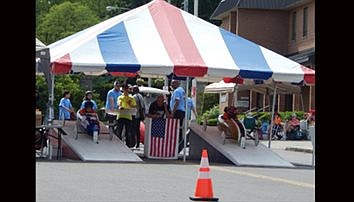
xmin=211 ymin=0 xmax=315 ymax=112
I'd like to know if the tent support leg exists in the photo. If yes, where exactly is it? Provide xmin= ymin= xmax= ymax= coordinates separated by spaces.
xmin=268 ymin=84 xmax=277 ymax=148
xmin=183 ymin=77 xmax=190 ymax=162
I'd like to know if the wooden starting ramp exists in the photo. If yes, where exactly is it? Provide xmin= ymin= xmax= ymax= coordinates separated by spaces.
xmin=59 ymin=121 xmax=142 ymax=162
xmin=188 ymin=123 xmax=295 ymax=168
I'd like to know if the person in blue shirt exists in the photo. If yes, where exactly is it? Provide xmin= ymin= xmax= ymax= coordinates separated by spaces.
xmin=105 ymin=80 xmax=122 ymax=126
xmin=80 ymin=91 xmax=98 ymax=110
xmin=58 ymin=90 xmax=74 ymax=120
xmin=187 ymin=97 xmax=197 ymax=121
xmin=169 ymin=79 xmax=186 ymax=152
xmin=105 ymin=81 xmax=122 ymax=112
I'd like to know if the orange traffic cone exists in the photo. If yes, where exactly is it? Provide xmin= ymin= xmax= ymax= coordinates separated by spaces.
xmin=189 ymin=149 xmax=219 ymax=201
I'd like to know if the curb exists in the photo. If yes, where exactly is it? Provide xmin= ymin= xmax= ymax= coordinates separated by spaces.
xmin=285 ymin=146 xmax=313 ymax=153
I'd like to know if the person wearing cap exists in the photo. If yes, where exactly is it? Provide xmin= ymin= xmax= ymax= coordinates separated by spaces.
xmin=80 ymin=91 xmax=98 ymax=110
xmin=105 ymin=80 xmax=123 ymax=126
xmin=115 ymin=83 xmax=137 ymax=147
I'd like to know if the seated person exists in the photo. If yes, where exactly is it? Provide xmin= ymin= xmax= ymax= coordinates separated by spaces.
xmin=217 ymin=106 xmax=243 ymax=143
xmin=285 ymin=113 xmax=306 ymax=140
xmin=77 ymin=101 xmax=100 ymax=136
xmin=286 ymin=114 xmax=300 ymax=132
xmin=147 ymin=95 xmax=170 ymax=118
xmin=271 ymin=112 xmax=284 ymax=140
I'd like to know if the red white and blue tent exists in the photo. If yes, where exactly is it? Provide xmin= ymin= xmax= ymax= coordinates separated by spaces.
xmin=48 ymin=0 xmax=314 ymax=85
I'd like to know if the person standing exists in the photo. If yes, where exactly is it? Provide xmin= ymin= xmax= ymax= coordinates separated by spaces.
xmin=187 ymin=97 xmax=197 ymax=122
xmin=115 ymin=84 xmax=137 ymax=147
xmin=131 ymin=86 xmax=146 ymax=149
xmin=147 ymin=95 xmax=170 ymax=118
xmin=105 ymin=80 xmax=122 ymax=125
xmin=169 ymin=79 xmax=186 ymax=152
xmin=58 ymin=90 xmax=74 ymax=121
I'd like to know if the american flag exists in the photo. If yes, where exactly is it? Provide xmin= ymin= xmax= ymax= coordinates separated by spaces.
xmin=147 ymin=118 xmax=179 ymax=159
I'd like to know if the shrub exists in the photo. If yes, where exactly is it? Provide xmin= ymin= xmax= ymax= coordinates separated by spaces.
xmin=207 ymin=118 xmax=218 ymax=126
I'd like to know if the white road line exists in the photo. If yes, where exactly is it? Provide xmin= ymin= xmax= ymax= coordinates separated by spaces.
xmin=199 ymin=165 xmax=314 ymax=189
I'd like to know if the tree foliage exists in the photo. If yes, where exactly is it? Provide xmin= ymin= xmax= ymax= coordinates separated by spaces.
xmin=36 ymin=74 xmax=86 ymax=118
xmin=81 ymin=0 xmax=129 ymax=20
xmin=36 ymin=1 xmax=100 ymax=44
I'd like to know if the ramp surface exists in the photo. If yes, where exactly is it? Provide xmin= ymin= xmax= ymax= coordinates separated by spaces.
xmin=189 ymin=123 xmax=294 ymax=168
xmin=59 ymin=121 xmax=142 ymax=162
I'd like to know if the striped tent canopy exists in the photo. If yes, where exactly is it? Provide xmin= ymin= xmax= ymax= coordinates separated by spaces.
xmin=49 ymin=0 xmax=314 ymax=84
xmin=204 ymin=80 xmax=302 ymax=94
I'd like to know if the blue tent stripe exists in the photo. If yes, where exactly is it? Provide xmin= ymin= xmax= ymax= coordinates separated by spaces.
xmin=219 ymin=29 xmax=273 ymax=80
xmin=97 ymin=22 xmax=140 ymax=73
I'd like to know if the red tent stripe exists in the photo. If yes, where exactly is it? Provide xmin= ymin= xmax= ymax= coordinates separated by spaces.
xmin=52 ymin=54 xmax=72 ymax=74
xmin=148 ymin=0 xmax=207 ymax=77
xmin=300 ymin=65 xmax=315 ymax=84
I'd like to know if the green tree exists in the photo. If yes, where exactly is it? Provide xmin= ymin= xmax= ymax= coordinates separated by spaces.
xmin=152 ymin=78 xmax=164 ymax=89
xmin=36 ymin=0 xmax=52 ymax=25
xmin=81 ymin=0 xmax=129 ymax=20
xmin=36 ymin=74 xmax=86 ymax=119
xmin=36 ymin=1 xmax=100 ymax=44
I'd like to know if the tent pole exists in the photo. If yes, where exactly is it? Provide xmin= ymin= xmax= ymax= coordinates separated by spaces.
xmin=148 ymin=77 xmax=151 ymax=87
xmin=268 ymin=84 xmax=277 ymax=148
xmin=191 ymin=78 xmax=197 ymax=120
xmin=164 ymin=76 xmax=168 ymax=88
xmin=48 ymin=73 xmax=55 ymax=124
xmin=183 ymin=77 xmax=190 ymax=162
xmin=233 ymin=84 xmax=238 ymax=107
xmin=194 ymin=0 xmax=199 ymax=17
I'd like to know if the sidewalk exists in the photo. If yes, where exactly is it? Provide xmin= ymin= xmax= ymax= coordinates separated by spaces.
xmin=262 ymin=140 xmax=314 ymax=153
xmin=261 ymin=140 xmax=315 ymax=167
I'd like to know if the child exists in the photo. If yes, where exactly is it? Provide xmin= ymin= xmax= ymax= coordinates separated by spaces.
xmin=78 ymin=101 xmax=100 ymax=136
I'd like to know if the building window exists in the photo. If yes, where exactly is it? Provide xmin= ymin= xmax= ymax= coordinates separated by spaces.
xmin=291 ymin=12 xmax=296 ymax=41
xmin=303 ymin=7 xmax=308 ymax=37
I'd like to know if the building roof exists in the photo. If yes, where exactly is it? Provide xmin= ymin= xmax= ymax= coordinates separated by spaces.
xmin=288 ymin=48 xmax=315 ymax=64
xmin=211 ymin=0 xmax=309 ymax=19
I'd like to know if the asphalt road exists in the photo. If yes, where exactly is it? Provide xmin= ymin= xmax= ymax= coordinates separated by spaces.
xmin=36 ymin=160 xmax=315 ymax=202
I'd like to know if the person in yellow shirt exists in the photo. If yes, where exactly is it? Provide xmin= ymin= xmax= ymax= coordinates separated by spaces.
xmin=115 ymin=84 xmax=137 ymax=147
